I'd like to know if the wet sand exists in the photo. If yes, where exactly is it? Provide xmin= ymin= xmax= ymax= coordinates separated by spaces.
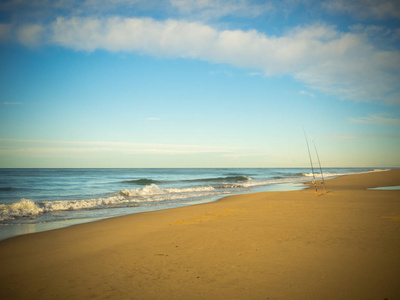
xmin=1 ymin=169 xmax=399 ymax=299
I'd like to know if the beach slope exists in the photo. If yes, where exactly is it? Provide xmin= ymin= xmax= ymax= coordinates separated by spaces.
xmin=1 ymin=169 xmax=399 ymax=299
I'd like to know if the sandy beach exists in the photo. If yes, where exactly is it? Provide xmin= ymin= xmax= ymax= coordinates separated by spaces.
xmin=1 ymin=169 xmax=399 ymax=299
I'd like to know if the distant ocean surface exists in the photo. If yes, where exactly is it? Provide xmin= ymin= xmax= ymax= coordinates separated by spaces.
xmin=0 ymin=168 xmax=388 ymax=240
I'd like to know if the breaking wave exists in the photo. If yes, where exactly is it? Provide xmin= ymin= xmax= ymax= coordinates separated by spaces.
xmin=0 ymin=184 xmax=220 ymax=222
xmin=119 ymin=184 xmax=215 ymax=197
xmin=0 ymin=199 xmax=43 ymax=221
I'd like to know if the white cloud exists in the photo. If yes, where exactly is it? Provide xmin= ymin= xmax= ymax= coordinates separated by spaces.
xmin=2 ymin=16 xmax=400 ymax=104
xmin=48 ymin=17 xmax=398 ymax=103
xmin=349 ymin=114 xmax=400 ymax=126
xmin=50 ymin=16 xmax=219 ymax=55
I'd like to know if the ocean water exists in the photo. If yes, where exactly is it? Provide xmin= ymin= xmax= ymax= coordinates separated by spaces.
xmin=0 ymin=168 xmax=386 ymax=240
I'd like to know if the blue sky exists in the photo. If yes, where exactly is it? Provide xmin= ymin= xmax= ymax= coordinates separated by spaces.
xmin=0 ymin=0 xmax=399 ymax=168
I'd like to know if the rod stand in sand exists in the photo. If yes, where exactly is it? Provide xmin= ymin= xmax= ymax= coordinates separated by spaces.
xmin=302 ymin=126 xmax=318 ymax=197
xmin=312 ymin=180 xmax=318 ymax=197
xmin=312 ymin=139 xmax=327 ymax=194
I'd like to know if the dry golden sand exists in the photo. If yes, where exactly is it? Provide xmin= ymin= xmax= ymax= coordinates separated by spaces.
xmin=1 ymin=169 xmax=399 ymax=299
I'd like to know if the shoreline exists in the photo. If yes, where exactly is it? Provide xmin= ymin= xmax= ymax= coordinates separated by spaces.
xmin=1 ymin=169 xmax=399 ymax=299
xmin=0 ymin=181 xmax=306 ymax=242
xmin=0 ymin=168 xmax=390 ymax=241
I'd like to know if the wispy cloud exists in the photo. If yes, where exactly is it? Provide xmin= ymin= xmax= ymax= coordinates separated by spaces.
xmin=17 ymin=24 xmax=44 ymax=47
xmin=299 ymin=90 xmax=315 ymax=98
xmin=5 ymin=0 xmax=399 ymax=22
xmin=0 ymin=23 xmax=11 ymax=40
xmin=3 ymin=102 xmax=22 ymax=105
xmin=319 ymin=134 xmax=400 ymax=140
xmin=209 ymin=70 xmax=234 ymax=77
xmin=247 ymin=72 xmax=263 ymax=77
xmin=323 ymin=0 xmax=400 ymax=20
xmin=349 ymin=114 xmax=400 ymax=126
xmin=0 ymin=139 xmax=233 ymax=155
xmin=221 ymin=153 xmax=270 ymax=160
xmin=0 ymin=0 xmax=272 ymax=21
xmin=170 ymin=0 xmax=273 ymax=20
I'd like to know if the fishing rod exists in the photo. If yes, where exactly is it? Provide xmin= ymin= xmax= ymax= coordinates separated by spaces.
xmin=302 ymin=126 xmax=318 ymax=197
xmin=312 ymin=139 xmax=327 ymax=194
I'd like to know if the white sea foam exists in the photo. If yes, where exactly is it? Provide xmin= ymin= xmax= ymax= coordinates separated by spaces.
xmin=0 ymin=184 xmax=221 ymax=222
xmin=40 ymin=195 xmax=128 ymax=212
xmin=165 ymin=186 xmax=216 ymax=193
xmin=302 ymin=169 xmax=390 ymax=179
xmin=119 ymin=184 xmax=215 ymax=197
xmin=219 ymin=178 xmax=293 ymax=189
xmin=0 ymin=198 xmax=43 ymax=221
xmin=302 ymin=172 xmax=349 ymax=178
xmin=119 ymin=184 xmax=165 ymax=197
